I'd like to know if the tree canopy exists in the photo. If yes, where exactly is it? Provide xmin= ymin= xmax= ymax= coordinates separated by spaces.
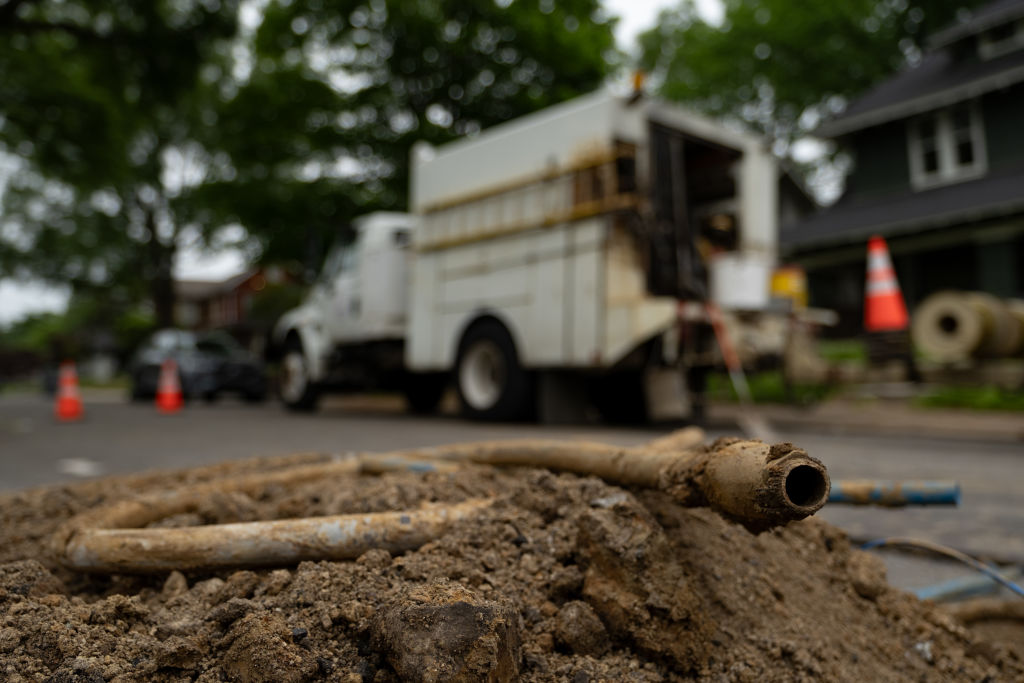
xmin=638 ymin=0 xmax=986 ymax=181
xmin=0 ymin=0 xmax=616 ymax=326
xmin=193 ymin=0 xmax=617 ymax=277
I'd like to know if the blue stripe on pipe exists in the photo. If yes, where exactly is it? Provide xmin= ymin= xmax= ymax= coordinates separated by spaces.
xmin=828 ymin=480 xmax=960 ymax=506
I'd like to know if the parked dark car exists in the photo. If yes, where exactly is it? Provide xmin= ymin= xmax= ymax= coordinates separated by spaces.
xmin=129 ymin=329 xmax=267 ymax=402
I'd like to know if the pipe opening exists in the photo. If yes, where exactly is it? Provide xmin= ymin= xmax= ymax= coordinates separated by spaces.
xmin=939 ymin=314 xmax=958 ymax=334
xmin=784 ymin=465 xmax=828 ymax=508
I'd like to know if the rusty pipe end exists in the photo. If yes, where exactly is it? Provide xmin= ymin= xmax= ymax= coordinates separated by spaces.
xmin=660 ymin=440 xmax=830 ymax=533
xmin=778 ymin=454 xmax=830 ymax=515
xmin=740 ymin=444 xmax=830 ymax=532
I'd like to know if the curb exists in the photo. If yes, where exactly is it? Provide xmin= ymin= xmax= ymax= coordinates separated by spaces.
xmin=707 ymin=404 xmax=1024 ymax=444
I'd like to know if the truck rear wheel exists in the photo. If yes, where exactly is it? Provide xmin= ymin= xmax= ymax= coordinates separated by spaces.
xmin=279 ymin=343 xmax=320 ymax=412
xmin=456 ymin=321 xmax=531 ymax=421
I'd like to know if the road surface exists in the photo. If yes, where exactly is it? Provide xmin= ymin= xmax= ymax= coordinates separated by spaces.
xmin=2 ymin=390 xmax=1021 ymax=592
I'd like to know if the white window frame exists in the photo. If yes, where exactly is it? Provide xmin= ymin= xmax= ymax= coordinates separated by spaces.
xmin=907 ymin=101 xmax=987 ymax=191
xmin=978 ymin=19 xmax=1024 ymax=60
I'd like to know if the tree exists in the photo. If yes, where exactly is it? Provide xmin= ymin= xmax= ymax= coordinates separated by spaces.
xmin=190 ymin=0 xmax=617 ymax=274
xmin=638 ymin=0 xmax=985 ymax=188
xmin=1 ymin=0 xmax=616 ymax=327
xmin=0 ymin=1 xmax=241 ymax=327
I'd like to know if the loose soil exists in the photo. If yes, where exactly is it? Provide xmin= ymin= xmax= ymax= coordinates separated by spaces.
xmin=0 ymin=446 xmax=1020 ymax=682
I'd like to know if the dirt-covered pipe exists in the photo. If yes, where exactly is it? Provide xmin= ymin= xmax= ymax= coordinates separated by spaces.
xmin=54 ymin=432 xmax=828 ymax=573
xmin=385 ymin=434 xmax=829 ymax=532
xmin=52 ymin=455 xmax=462 ymax=573
xmin=61 ymin=499 xmax=491 ymax=573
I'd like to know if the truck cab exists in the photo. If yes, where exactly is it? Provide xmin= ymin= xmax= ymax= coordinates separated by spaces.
xmin=273 ymin=212 xmax=421 ymax=410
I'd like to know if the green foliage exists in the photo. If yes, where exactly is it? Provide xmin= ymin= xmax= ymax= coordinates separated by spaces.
xmin=818 ymin=338 xmax=867 ymax=364
xmin=200 ymin=0 xmax=617 ymax=271
xmin=248 ymin=282 xmax=307 ymax=326
xmin=0 ymin=312 xmax=68 ymax=354
xmin=1 ymin=0 xmax=615 ymax=326
xmin=0 ymin=0 xmax=242 ymax=325
xmin=0 ymin=294 xmax=155 ymax=359
xmin=639 ymin=0 xmax=985 ymax=154
xmin=708 ymin=369 xmax=836 ymax=405
xmin=916 ymin=385 xmax=1024 ymax=412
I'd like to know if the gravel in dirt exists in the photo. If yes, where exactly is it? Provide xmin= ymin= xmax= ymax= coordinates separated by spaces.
xmin=0 ymin=449 xmax=1021 ymax=682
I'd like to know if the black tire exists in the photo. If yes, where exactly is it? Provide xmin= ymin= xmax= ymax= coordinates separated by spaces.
xmin=129 ymin=377 xmax=148 ymax=402
xmin=279 ymin=341 xmax=320 ymax=412
xmin=590 ymin=371 xmax=649 ymax=425
xmin=243 ymin=390 xmax=267 ymax=404
xmin=455 ymin=320 xmax=531 ymax=421
xmin=402 ymin=372 xmax=448 ymax=414
xmin=202 ymin=390 xmax=220 ymax=404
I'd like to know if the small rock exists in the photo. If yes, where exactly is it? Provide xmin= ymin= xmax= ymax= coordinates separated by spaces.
xmin=208 ymin=598 xmax=257 ymax=627
xmin=156 ymin=635 xmax=205 ymax=669
xmin=356 ymin=548 xmax=392 ymax=569
xmin=220 ymin=571 xmax=261 ymax=601
xmin=371 ymin=579 xmax=521 ymax=682
xmin=0 ymin=626 xmax=21 ymax=653
xmin=255 ymin=569 xmax=292 ymax=597
xmin=847 ymin=551 xmax=887 ymax=601
xmin=223 ymin=612 xmax=318 ymax=683
xmin=162 ymin=571 xmax=188 ymax=600
xmin=0 ymin=560 xmax=65 ymax=599
xmin=554 ymin=601 xmax=609 ymax=656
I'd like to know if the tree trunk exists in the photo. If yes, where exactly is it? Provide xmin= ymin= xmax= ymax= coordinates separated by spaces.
xmin=144 ymin=208 xmax=176 ymax=328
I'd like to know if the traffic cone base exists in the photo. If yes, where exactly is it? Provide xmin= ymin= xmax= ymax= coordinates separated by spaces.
xmin=156 ymin=359 xmax=184 ymax=414
xmin=54 ymin=362 xmax=84 ymax=422
xmin=864 ymin=235 xmax=909 ymax=333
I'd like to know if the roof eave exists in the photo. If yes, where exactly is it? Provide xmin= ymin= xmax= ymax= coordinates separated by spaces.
xmin=816 ymin=63 xmax=1024 ymax=138
xmin=928 ymin=5 xmax=1024 ymax=50
xmin=782 ymin=196 xmax=1024 ymax=253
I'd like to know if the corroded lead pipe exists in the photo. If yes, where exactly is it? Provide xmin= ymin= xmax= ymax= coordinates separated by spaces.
xmin=54 ymin=432 xmax=828 ymax=573
xmin=380 ymin=434 xmax=829 ymax=533
xmin=52 ymin=455 xmax=463 ymax=573
xmin=61 ymin=499 xmax=491 ymax=573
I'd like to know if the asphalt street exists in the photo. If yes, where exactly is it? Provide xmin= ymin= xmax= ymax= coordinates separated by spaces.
xmin=2 ymin=389 xmax=1021 ymax=593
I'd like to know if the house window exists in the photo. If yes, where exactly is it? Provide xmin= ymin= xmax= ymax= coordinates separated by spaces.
xmin=978 ymin=19 xmax=1024 ymax=60
xmin=907 ymin=102 xmax=986 ymax=190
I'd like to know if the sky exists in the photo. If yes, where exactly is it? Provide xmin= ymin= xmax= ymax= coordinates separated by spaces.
xmin=0 ymin=0 xmax=715 ymax=326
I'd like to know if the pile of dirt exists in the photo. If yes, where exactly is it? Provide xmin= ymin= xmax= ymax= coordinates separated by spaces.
xmin=0 ymin=447 xmax=1021 ymax=682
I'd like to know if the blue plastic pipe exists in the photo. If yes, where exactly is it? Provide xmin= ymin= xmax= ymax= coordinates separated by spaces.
xmin=828 ymin=480 xmax=960 ymax=507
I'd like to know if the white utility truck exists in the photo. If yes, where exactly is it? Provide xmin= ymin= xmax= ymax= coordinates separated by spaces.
xmin=273 ymin=88 xmax=786 ymax=421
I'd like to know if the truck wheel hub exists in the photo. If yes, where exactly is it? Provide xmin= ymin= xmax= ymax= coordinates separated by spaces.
xmin=460 ymin=341 xmax=506 ymax=410
xmin=281 ymin=352 xmax=307 ymax=402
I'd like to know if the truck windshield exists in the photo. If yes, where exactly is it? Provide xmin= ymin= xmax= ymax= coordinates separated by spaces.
xmin=319 ymin=244 xmax=346 ymax=281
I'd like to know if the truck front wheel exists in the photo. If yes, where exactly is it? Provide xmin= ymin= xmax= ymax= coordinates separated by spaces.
xmin=279 ymin=343 xmax=320 ymax=412
xmin=456 ymin=321 xmax=531 ymax=421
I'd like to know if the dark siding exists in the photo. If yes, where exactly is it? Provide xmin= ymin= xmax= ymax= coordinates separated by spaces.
xmin=982 ymin=85 xmax=1024 ymax=173
xmin=842 ymin=122 xmax=911 ymax=202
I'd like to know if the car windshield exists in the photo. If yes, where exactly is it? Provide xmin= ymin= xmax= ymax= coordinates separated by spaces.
xmin=196 ymin=332 xmax=241 ymax=357
xmin=150 ymin=330 xmax=197 ymax=351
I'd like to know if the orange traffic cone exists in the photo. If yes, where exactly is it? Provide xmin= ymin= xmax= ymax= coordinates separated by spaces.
xmin=54 ymin=361 xmax=84 ymax=422
xmin=864 ymin=235 xmax=909 ymax=332
xmin=155 ymin=358 xmax=184 ymax=414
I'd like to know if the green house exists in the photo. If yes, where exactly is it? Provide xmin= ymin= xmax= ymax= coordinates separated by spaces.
xmin=782 ymin=0 xmax=1024 ymax=336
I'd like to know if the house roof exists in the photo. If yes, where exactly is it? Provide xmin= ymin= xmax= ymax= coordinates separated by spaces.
xmin=780 ymin=164 xmax=1024 ymax=253
xmin=817 ymin=0 xmax=1024 ymax=137
xmin=816 ymin=46 xmax=1024 ymax=137
xmin=929 ymin=0 xmax=1024 ymax=49
xmin=176 ymin=270 xmax=258 ymax=301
